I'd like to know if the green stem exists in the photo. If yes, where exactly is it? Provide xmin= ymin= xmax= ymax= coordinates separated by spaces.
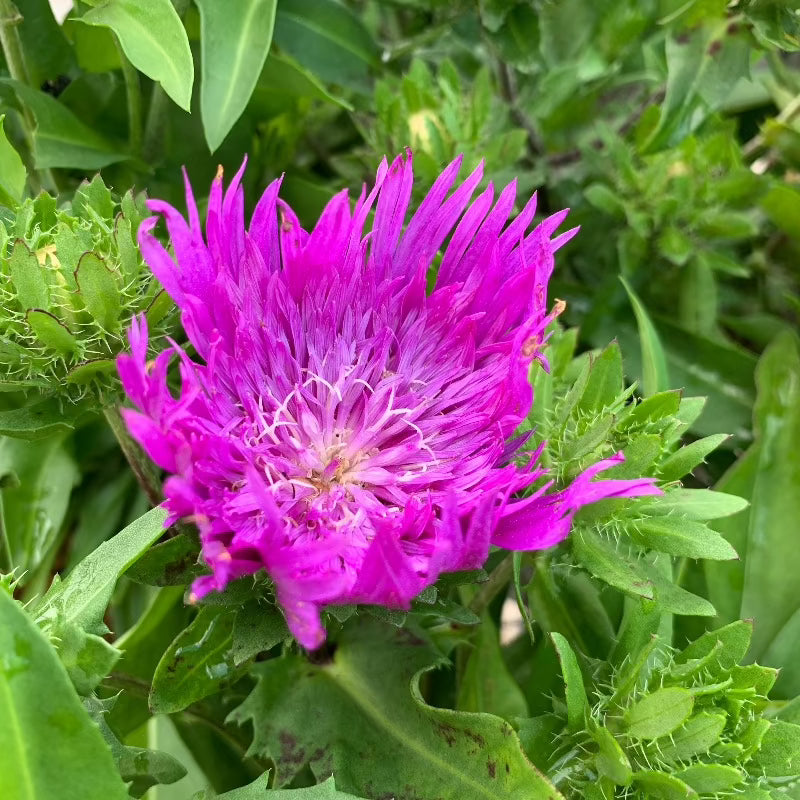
xmin=116 ymin=37 xmax=143 ymax=154
xmin=142 ymin=0 xmax=190 ymax=163
xmin=103 ymin=405 xmax=163 ymax=507
xmin=0 ymin=493 xmax=12 ymax=573
xmin=468 ymin=554 xmax=514 ymax=617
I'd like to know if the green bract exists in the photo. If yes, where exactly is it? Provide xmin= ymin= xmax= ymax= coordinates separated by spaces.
xmin=0 ymin=175 xmax=172 ymax=407
xmin=522 ymin=622 xmax=800 ymax=799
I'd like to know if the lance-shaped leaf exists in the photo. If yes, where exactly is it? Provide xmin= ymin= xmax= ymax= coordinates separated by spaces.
xmin=0 ymin=115 xmax=25 ymax=206
xmin=0 ymin=589 xmax=128 ymax=799
xmin=196 ymin=0 xmax=277 ymax=151
xmin=81 ymin=0 xmax=194 ymax=111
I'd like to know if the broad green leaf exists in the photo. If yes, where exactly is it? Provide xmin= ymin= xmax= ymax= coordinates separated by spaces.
xmin=254 ymin=52 xmax=352 ymax=111
xmin=740 ymin=333 xmax=800 ymax=668
xmin=2 ymin=80 xmax=126 ymax=169
xmin=196 ymin=0 xmax=277 ymax=151
xmin=0 ymin=396 xmax=88 ymax=439
xmin=15 ymin=0 xmax=75 ymax=88
xmin=0 ymin=590 xmax=128 ymax=800
xmin=231 ymin=620 xmax=564 ymax=798
xmin=657 ymin=433 xmax=730 ymax=483
xmin=751 ymin=720 xmax=800 ymax=778
xmin=26 ymin=309 xmax=78 ymax=353
xmin=198 ymin=775 xmax=367 ymax=798
xmin=620 ymin=276 xmax=669 ymax=396
xmin=628 ymin=516 xmax=738 ymax=561
xmin=273 ymin=0 xmax=379 ymax=91
xmin=675 ymin=620 xmax=753 ymax=673
xmin=82 ymin=0 xmax=194 ymax=111
xmin=577 ymin=342 xmax=623 ymax=414
xmin=624 ymin=687 xmax=694 ymax=740
xmin=655 ymin=712 xmax=727 ymax=764
xmin=53 ymin=621 xmax=120 ymax=695
xmin=34 ymin=506 xmax=168 ymax=634
xmin=0 ymin=433 xmax=78 ymax=577
xmin=0 ymin=116 xmax=25 ymax=206
xmin=231 ymin=600 xmax=289 ymax=666
xmin=550 ymin=632 xmax=587 ymax=732
xmin=457 ymin=614 xmax=529 ymax=721
xmin=632 ymin=770 xmax=697 ymax=798
xmin=75 ymin=252 xmax=120 ymax=330
xmin=150 ymin=607 xmax=240 ymax=714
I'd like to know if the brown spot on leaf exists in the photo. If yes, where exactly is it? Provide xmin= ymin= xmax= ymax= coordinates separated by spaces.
xmin=434 ymin=722 xmax=457 ymax=747
xmin=487 ymin=759 xmax=497 ymax=779
xmin=278 ymin=731 xmax=306 ymax=767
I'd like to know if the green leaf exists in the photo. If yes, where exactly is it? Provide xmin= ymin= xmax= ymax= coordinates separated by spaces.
xmin=0 ymin=115 xmax=25 ymax=206
xmin=196 ymin=0 xmax=277 ymax=151
xmin=34 ymin=506 xmax=168 ymax=634
xmin=273 ymin=0 xmax=379 ymax=91
xmin=620 ymin=276 xmax=669 ymax=396
xmin=677 ymin=763 xmax=744 ymax=793
xmin=231 ymin=600 xmax=289 ymax=666
xmin=250 ymin=776 xmax=367 ymax=798
xmin=592 ymin=725 xmax=632 ymax=786
xmin=26 ymin=309 xmax=78 ymax=353
xmin=15 ymin=0 xmax=76 ymax=88
xmin=75 ymin=252 xmax=121 ymax=330
xmin=231 ymin=620 xmax=564 ymax=797
xmin=150 ymin=606 xmax=240 ymax=714
xmin=0 ymin=396 xmax=88 ymax=439
xmin=627 ymin=516 xmax=738 ymax=560
xmin=54 ymin=622 xmax=120 ymax=695
xmin=740 ymin=333 xmax=800 ymax=668
xmin=657 ymin=433 xmax=729 ymax=483
xmin=2 ymin=79 xmax=126 ymax=169
xmin=655 ymin=712 xmax=727 ymax=764
xmin=624 ymin=687 xmax=694 ymax=740
xmin=7 ymin=239 xmax=48 ymax=310
xmin=752 ymin=720 xmax=800 ymax=778
xmin=125 ymin=533 xmax=202 ymax=586
xmin=577 ymin=342 xmax=624 ymax=414
xmin=632 ymin=770 xmax=696 ymax=798
xmin=0 ymin=433 xmax=79 ymax=577
xmin=81 ymin=0 xmax=194 ymax=111
xmin=457 ymin=614 xmax=529 ymax=721
xmin=637 ymin=489 xmax=748 ymax=520
xmin=573 ymin=527 xmax=654 ymax=601
xmin=0 ymin=590 xmax=128 ymax=799
xmin=550 ymin=632 xmax=587 ymax=732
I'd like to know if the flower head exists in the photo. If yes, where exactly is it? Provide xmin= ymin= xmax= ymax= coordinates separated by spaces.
xmin=119 ymin=153 xmax=659 ymax=649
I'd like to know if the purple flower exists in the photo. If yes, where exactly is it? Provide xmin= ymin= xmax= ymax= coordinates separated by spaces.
xmin=118 ymin=153 xmax=660 ymax=649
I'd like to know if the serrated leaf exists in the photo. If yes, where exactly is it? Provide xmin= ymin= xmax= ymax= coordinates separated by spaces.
xmin=7 ymin=239 xmax=48 ymax=310
xmin=196 ymin=0 xmax=277 ymax=151
xmin=0 ymin=115 xmax=25 ymax=206
xmin=677 ymin=763 xmax=744 ymax=793
xmin=150 ymin=606 xmax=240 ymax=714
xmin=658 ymin=433 xmax=730 ymax=483
xmin=230 ymin=621 xmax=563 ymax=797
xmin=624 ymin=687 xmax=694 ymax=740
xmin=34 ymin=506 xmax=168 ymax=635
xmin=0 ymin=590 xmax=128 ymax=799
xmin=550 ymin=632 xmax=587 ymax=732
xmin=53 ymin=621 xmax=120 ymax=695
xmin=751 ymin=720 xmax=800 ymax=778
xmin=81 ymin=0 xmax=194 ymax=111
xmin=629 ymin=516 xmax=738 ymax=560
xmin=0 ymin=396 xmax=88 ymax=439
xmin=655 ymin=712 xmax=727 ymax=764
xmin=675 ymin=620 xmax=752 ymax=673
xmin=632 ymin=770 xmax=696 ymax=798
xmin=593 ymin=725 xmax=632 ymax=786
xmin=573 ymin=527 xmax=654 ymax=601
xmin=637 ymin=489 xmax=748 ymax=520
xmin=26 ymin=309 xmax=78 ymax=353
xmin=75 ymin=251 xmax=120 ymax=330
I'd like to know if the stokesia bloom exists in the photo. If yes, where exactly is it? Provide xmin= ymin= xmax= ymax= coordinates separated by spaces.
xmin=118 ymin=152 xmax=660 ymax=649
